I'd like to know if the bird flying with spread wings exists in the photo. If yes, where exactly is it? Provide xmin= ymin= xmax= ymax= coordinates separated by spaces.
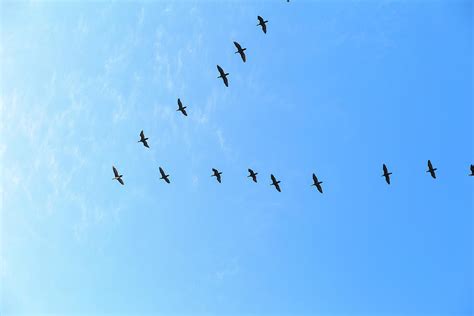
xmin=257 ymin=16 xmax=268 ymax=34
xmin=177 ymin=98 xmax=187 ymax=116
xmin=212 ymin=168 xmax=222 ymax=183
xmin=138 ymin=130 xmax=149 ymax=148
xmin=382 ymin=164 xmax=392 ymax=185
xmin=233 ymin=41 xmax=247 ymax=63
xmin=159 ymin=166 xmax=170 ymax=183
xmin=112 ymin=166 xmax=124 ymax=185
xmin=217 ymin=65 xmax=229 ymax=87
xmin=426 ymin=160 xmax=437 ymax=179
xmin=270 ymin=174 xmax=281 ymax=192
xmin=312 ymin=173 xmax=323 ymax=193
xmin=248 ymin=168 xmax=258 ymax=183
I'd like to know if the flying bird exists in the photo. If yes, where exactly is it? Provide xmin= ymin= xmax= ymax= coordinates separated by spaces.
xmin=311 ymin=173 xmax=323 ymax=193
xmin=217 ymin=65 xmax=229 ymax=87
xmin=176 ymin=98 xmax=187 ymax=116
xmin=112 ymin=166 xmax=124 ymax=185
xmin=270 ymin=174 xmax=281 ymax=192
xmin=233 ymin=41 xmax=247 ymax=63
xmin=257 ymin=16 xmax=268 ymax=34
xmin=138 ymin=130 xmax=149 ymax=148
xmin=211 ymin=168 xmax=222 ymax=183
xmin=426 ymin=160 xmax=437 ymax=179
xmin=159 ymin=166 xmax=170 ymax=184
xmin=381 ymin=164 xmax=392 ymax=185
xmin=248 ymin=168 xmax=258 ymax=183
xmin=470 ymin=164 xmax=474 ymax=176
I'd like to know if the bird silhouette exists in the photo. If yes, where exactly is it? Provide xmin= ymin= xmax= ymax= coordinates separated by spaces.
xmin=311 ymin=173 xmax=323 ymax=193
xmin=176 ymin=98 xmax=187 ymax=116
xmin=270 ymin=174 xmax=281 ymax=192
xmin=159 ymin=166 xmax=170 ymax=183
xmin=248 ymin=168 xmax=258 ymax=183
xmin=212 ymin=168 xmax=222 ymax=183
xmin=138 ymin=130 xmax=149 ymax=148
xmin=233 ymin=41 xmax=247 ymax=63
xmin=257 ymin=16 xmax=268 ymax=34
xmin=112 ymin=166 xmax=124 ymax=185
xmin=426 ymin=160 xmax=437 ymax=179
xmin=470 ymin=164 xmax=474 ymax=176
xmin=217 ymin=65 xmax=229 ymax=87
xmin=381 ymin=164 xmax=392 ymax=185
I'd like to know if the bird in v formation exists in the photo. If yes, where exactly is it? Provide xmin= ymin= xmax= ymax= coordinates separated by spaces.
xmin=113 ymin=14 xmax=470 ymax=191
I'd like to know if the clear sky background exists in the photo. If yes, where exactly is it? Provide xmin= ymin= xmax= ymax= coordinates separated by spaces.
xmin=1 ymin=1 xmax=472 ymax=315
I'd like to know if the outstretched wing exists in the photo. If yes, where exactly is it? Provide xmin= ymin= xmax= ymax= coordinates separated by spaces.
xmin=217 ymin=65 xmax=224 ymax=76
xmin=164 ymin=177 xmax=170 ymax=184
xmin=316 ymin=183 xmax=323 ymax=193
xmin=271 ymin=174 xmax=276 ymax=183
xmin=113 ymin=166 xmax=119 ymax=177
xmin=275 ymin=182 xmax=281 ymax=192
xmin=240 ymin=50 xmax=246 ymax=62
xmin=471 ymin=164 xmax=474 ymax=173
xmin=383 ymin=164 xmax=388 ymax=174
xmin=159 ymin=167 xmax=166 ymax=178
xmin=140 ymin=130 xmax=145 ymax=140
xmin=177 ymin=98 xmax=182 ymax=108
xmin=117 ymin=177 xmax=124 ymax=185
xmin=233 ymin=41 xmax=242 ymax=51
xmin=216 ymin=173 xmax=221 ymax=183
xmin=262 ymin=23 xmax=267 ymax=34
xmin=142 ymin=139 xmax=149 ymax=148
xmin=181 ymin=108 xmax=187 ymax=116
xmin=428 ymin=160 xmax=433 ymax=170
xmin=312 ymin=173 xmax=317 ymax=184
xmin=257 ymin=16 xmax=264 ymax=24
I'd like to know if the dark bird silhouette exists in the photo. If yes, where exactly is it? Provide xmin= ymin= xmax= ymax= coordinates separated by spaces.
xmin=311 ymin=173 xmax=323 ymax=193
xmin=159 ymin=166 xmax=170 ymax=183
xmin=426 ymin=160 xmax=437 ymax=179
xmin=217 ymin=65 xmax=229 ymax=87
xmin=176 ymin=98 xmax=187 ymax=116
xmin=257 ymin=16 xmax=268 ymax=34
xmin=470 ymin=164 xmax=474 ymax=176
xmin=270 ymin=174 xmax=281 ymax=192
xmin=138 ymin=130 xmax=149 ymax=148
xmin=211 ymin=168 xmax=222 ymax=183
xmin=381 ymin=164 xmax=392 ymax=185
xmin=248 ymin=168 xmax=258 ymax=183
xmin=112 ymin=166 xmax=124 ymax=185
xmin=233 ymin=41 xmax=247 ymax=63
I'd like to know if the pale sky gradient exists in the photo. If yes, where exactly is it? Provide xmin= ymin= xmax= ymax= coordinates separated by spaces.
xmin=1 ymin=1 xmax=473 ymax=315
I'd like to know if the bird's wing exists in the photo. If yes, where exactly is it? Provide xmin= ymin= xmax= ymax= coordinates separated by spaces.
xmin=317 ymin=184 xmax=323 ymax=193
xmin=312 ymin=173 xmax=317 ymax=183
xmin=182 ymin=108 xmax=187 ymax=116
xmin=275 ymin=183 xmax=281 ymax=192
xmin=143 ymin=140 xmax=149 ymax=148
xmin=257 ymin=16 xmax=263 ymax=23
xmin=212 ymin=168 xmax=218 ymax=174
xmin=113 ymin=166 xmax=119 ymax=177
xmin=217 ymin=174 xmax=221 ymax=183
xmin=233 ymin=41 xmax=241 ymax=50
xmin=165 ymin=177 xmax=170 ymax=184
xmin=383 ymin=164 xmax=388 ymax=173
xmin=248 ymin=168 xmax=253 ymax=174
xmin=471 ymin=165 xmax=474 ymax=173
xmin=217 ymin=65 xmax=223 ymax=75
xmin=262 ymin=23 xmax=267 ymax=33
xmin=159 ymin=167 xmax=165 ymax=177
xmin=223 ymin=76 xmax=228 ymax=87
xmin=140 ymin=130 xmax=145 ymax=139
xmin=271 ymin=174 xmax=276 ymax=182
xmin=428 ymin=160 xmax=433 ymax=169
xmin=241 ymin=52 xmax=246 ymax=62
xmin=118 ymin=177 xmax=124 ymax=185
xmin=178 ymin=98 xmax=182 ymax=108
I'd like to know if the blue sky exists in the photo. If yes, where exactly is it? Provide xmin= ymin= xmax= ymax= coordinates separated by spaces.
xmin=0 ymin=0 xmax=472 ymax=315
